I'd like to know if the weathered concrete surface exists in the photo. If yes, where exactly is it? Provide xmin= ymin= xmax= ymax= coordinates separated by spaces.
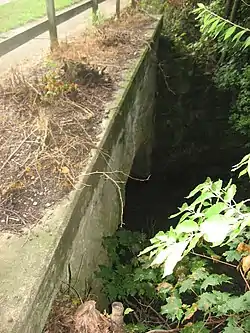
xmin=0 ymin=17 xmax=162 ymax=333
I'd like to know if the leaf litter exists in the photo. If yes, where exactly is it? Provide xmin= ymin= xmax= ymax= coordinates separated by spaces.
xmin=0 ymin=8 xmax=156 ymax=233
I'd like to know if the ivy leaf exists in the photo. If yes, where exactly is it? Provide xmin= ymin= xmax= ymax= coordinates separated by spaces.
xmin=223 ymin=325 xmax=244 ymax=333
xmin=224 ymin=26 xmax=236 ymax=40
xmin=225 ymin=295 xmax=248 ymax=313
xmin=197 ymin=292 xmax=217 ymax=311
xmin=223 ymin=250 xmax=242 ymax=262
xmin=179 ymin=278 xmax=195 ymax=294
xmin=161 ymin=294 xmax=183 ymax=321
xmin=191 ymin=267 xmax=209 ymax=281
xmin=223 ymin=317 xmax=245 ymax=333
xmin=242 ymin=316 xmax=250 ymax=331
xmin=200 ymin=274 xmax=231 ymax=290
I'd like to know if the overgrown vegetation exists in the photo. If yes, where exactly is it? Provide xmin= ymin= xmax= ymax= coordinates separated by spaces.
xmin=96 ymin=1 xmax=250 ymax=332
xmin=98 ymin=155 xmax=250 ymax=332
xmin=161 ymin=0 xmax=250 ymax=143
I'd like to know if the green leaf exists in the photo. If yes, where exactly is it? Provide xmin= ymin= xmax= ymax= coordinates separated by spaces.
xmin=183 ymin=233 xmax=202 ymax=256
xmin=197 ymin=3 xmax=205 ymax=9
xmin=224 ymin=324 xmax=244 ymax=333
xmin=223 ymin=250 xmax=242 ymax=262
xmin=191 ymin=267 xmax=209 ymax=281
xmin=180 ymin=211 xmax=192 ymax=222
xmin=179 ymin=278 xmax=195 ymax=293
xmin=151 ymin=249 xmax=169 ymax=266
xmin=186 ymin=183 xmax=205 ymax=198
xmin=224 ymin=184 xmax=237 ymax=202
xmin=211 ymin=179 xmax=223 ymax=193
xmin=204 ymin=202 xmax=227 ymax=218
xmin=197 ymin=292 xmax=218 ymax=311
xmin=204 ymin=16 xmax=218 ymax=29
xmin=232 ymin=30 xmax=246 ymax=42
xmin=224 ymin=317 xmax=245 ymax=333
xmin=214 ymin=22 xmax=226 ymax=38
xmin=182 ymin=322 xmax=209 ymax=333
xmin=239 ymin=168 xmax=248 ymax=177
xmin=247 ymin=156 xmax=250 ymax=177
xmin=163 ymin=241 xmax=189 ymax=277
xmin=124 ymin=308 xmax=134 ymax=315
xmin=161 ymin=294 xmax=183 ymax=321
xmin=207 ymin=18 xmax=220 ymax=34
xmin=244 ymin=36 xmax=250 ymax=49
xmin=200 ymin=215 xmax=236 ymax=245
xmin=175 ymin=220 xmax=199 ymax=234
xmin=201 ymin=274 xmax=231 ymax=290
xmin=139 ymin=243 xmax=159 ymax=256
xmin=170 ymin=203 xmax=189 ymax=218
xmin=190 ymin=192 xmax=214 ymax=209
xmin=224 ymin=26 xmax=236 ymax=40
xmin=242 ymin=316 xmax=250 ymax=331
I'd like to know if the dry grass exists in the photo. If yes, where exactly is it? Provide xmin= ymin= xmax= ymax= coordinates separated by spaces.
xmin=0 ymin=8 xmax=155 ymax=233
xmin=43 ymin=294 xmax=79 ymax=333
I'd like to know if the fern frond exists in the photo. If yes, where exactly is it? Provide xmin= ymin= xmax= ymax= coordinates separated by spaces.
xmin=193 ymin=3 xmax=250 ymax=49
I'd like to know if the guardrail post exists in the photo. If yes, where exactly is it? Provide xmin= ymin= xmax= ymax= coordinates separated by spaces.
xmin=116 ymin=0 xmax=120 ymax=19
xmin=46 ymin=0 xmax=58 ymax=50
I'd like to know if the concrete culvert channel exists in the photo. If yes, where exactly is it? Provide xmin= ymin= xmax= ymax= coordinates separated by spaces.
xmin=43 ymin=28 xmax=248 ymax=333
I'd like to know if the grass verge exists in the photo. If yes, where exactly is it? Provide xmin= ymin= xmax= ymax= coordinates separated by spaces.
xmin=0 ymin=0 xmax=81 ymax=33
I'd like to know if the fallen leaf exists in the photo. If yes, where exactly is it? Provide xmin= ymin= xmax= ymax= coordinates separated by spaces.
xmin=156 ymin=282 xmax=173 ymax=291
xmin=237 ymin=242 xmax=250 ymax=253
xmin=61 ymin=166 xmax=69 ymax=174
xmin=242 ymin=255 xmax=250 ymax=274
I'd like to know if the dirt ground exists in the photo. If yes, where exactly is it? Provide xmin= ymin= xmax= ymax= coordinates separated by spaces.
xmin=0 ymin=8 xmax=155 ymax=233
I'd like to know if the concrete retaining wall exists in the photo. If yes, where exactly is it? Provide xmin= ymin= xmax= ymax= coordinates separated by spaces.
xmin=0 ymin=18 xmax=162 ymax=333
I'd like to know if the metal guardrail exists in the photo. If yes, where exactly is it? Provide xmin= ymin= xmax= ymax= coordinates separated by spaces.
xmin=0 ymin=0 xmax=106 ymax=57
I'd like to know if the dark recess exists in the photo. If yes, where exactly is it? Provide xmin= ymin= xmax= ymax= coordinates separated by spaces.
xmin=123 ymin=36 xmax=248 ymax=235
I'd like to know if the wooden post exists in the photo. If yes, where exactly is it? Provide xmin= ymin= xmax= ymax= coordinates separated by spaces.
xmin=116 ymin=0 xmax=120 ymax=19
xmin=45 ymin=0 xmax=58 ymax=50
xmin=92 ymin=0 xmax=98 ymax=22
